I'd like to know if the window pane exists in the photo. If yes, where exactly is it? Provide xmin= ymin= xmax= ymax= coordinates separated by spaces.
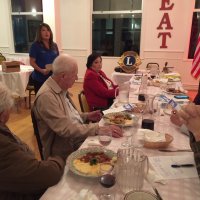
xmin=93 ymin=0 xmax=142 ymax=11
xmin=12 ymin=15 xmax=43 ymax=53
xmin=188 ymin=12 xmax=200 ymax=59
xmin=11 ymin=0 xmax=43 ymax=12
xmin=92 ymin=13 xmax=142 ymax=56
xmin=195 ymin=0 xmax=200 ymax=8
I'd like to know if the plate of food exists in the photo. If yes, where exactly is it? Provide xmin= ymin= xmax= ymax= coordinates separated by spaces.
xmin=164 ymin=88 xmax=185 ymax=95
xmin=67 ymin=147 xmax=116 ymax=178
xmin=103 ymin=112 xmax=139 ymax=126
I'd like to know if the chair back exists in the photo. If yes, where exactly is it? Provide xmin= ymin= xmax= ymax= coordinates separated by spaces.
xmin=146 ymin=63 xmax=159 ymax=70
xmin=146 ymin=63 xmax=160 ymax=78
xmin=0 ymin=53 xmax=6 ymax=65
xmin=26 ymin=73 xmax=35 ymax=109
xmin=31 ymin=109 xmax=44 ymax=160
xmin=78 ymin=90 xmax=90 ymax=112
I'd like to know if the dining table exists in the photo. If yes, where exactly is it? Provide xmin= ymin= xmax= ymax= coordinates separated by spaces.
xmin=0 ymin=65 xmax=33 ymax=97
xmin=40 ymin=78 xmax=200 ymax=200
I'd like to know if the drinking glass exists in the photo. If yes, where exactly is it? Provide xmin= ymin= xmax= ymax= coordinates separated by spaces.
xmin=98 ymin=129 xmax=112 ymax=151
xmin=121 ymin=127 xmax=133 ymax=147
xmin=99 ymin=163 xmax=115 ymax=200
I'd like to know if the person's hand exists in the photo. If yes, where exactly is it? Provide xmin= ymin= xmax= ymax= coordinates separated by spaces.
xmin=98 ymin=125 xmax=123 ymax=138
xmin=41 ymin=68 xmax=50 ymax=75
xmin=87 ymin=110 xmax=102 ymax=122
xmin=170 ymin=109 xmax=183 ymax=127
xmin=178 ymin=103 xmax=200 ymax=141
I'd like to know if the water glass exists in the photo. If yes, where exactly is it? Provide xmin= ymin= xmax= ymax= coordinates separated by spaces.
xmin=98 ymin=129 xmax=112 ymax=148
xmin=121 ymin=127 xmax=133 ymax=147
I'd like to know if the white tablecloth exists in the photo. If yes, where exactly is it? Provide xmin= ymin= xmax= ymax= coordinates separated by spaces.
xmin=40 ymin=85 xmax=200 ymax=200
xmin=0 ymin=65 xmax=33 ymax=97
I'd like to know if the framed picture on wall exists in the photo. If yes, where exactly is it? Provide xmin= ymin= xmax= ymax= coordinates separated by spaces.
xmin=28 ymin=20 xmax=42 ymax=42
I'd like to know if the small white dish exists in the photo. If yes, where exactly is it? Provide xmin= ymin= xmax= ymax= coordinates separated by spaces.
xmin=124 ymin=190 xmax=159 ymax=200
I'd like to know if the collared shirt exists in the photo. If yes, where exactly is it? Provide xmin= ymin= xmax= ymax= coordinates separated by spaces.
xmin=99 ymin=74 xmax=114 ymax=90
xmin=63 ymin=92 xmax=84 ymax=124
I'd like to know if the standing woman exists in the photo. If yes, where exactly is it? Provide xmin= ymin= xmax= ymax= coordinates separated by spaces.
xmin=29 ymin=23 xmax=59 ymax=93
xmin=83 ymin=53 xmax=118 ymax=111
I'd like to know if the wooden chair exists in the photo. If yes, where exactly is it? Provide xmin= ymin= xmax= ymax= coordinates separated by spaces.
xmin=146 ymin=63 xmax=159 ymax=70
xmin=26 ymin=73 xmax=35 ymax=109
xmin=146 ymin=63 xmax=160 ymax=78
xmin=78 ymin=90 xmax=90 ymax=112
xmin=31 ymin=109 xmax=44 ymax=160
xmin=0 ymin=53 xmax=6 ymax=64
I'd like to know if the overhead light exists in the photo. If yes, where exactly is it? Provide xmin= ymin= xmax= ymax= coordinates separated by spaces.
xmin=132 ymin=14 xmax=135 ymax=18
xmin=32 ymin=8 xmax=37 ymax=16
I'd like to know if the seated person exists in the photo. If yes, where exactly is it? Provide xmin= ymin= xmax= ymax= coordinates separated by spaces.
xmin=173 ymin=103 xmax=200 ymax=177
xmin=33 ymin=54 xmax=122 ymax=160
xmin=0 ymin=83 xmax=65 ymax=199
xmin=83 ymin=53 xmax=118 ymax=111
xmin=170 ymin=87 xmax=200 ymax=135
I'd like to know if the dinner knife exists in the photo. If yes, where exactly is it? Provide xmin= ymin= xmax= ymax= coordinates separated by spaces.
xmin=159 ymin=149 xmax=192 ymax=152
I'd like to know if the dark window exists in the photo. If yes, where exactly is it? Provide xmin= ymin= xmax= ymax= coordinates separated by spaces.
xmin=11 ymin=0 xmax=43 ymax=53
xmin=92 ymin=0 xmax=142 ymax=57
xmin=195 ymin=0 xmax=200 ymax=8
xmin=188 ymin=0 xmax=200 ymax=59
xmin=11 ymin=0 xmax=43 ymax=12
xmin=93 ymin=0 xmax=141 ymax=11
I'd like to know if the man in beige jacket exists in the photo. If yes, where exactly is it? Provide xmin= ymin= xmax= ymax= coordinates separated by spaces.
xmin=33 ymin=54 xmax=122 ymax=160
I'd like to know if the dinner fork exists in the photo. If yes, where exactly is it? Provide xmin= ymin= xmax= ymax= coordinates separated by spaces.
xmin=146 ymin=178 xmax=163 ymax=200
xmin=152 ymin=186 xmax=163 ymax=200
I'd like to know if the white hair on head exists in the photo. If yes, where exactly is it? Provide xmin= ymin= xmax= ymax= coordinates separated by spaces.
xmin=0 ymin=83 xmax=14 ymax=113
xmin=52 ymin=54 xmax=77 ymax=75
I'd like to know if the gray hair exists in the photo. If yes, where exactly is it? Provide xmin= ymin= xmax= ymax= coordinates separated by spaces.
xmin=52 ymin=54 xmax=77 ymax=75
xmin=0 ymin=83 xmax=14 ymax=113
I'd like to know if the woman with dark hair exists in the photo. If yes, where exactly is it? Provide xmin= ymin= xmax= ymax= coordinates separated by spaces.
xmin=29 ymin=23 xmax=59 ymax=93
xmin=83 ymin=53 xmax=118 ymax=111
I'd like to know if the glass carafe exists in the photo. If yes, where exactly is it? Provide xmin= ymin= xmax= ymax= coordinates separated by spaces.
xmin=116 ymin=147 xmax=149 ymax=194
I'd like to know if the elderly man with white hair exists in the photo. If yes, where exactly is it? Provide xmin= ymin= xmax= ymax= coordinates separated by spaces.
xmin=0 ymin=83 xmax=65 ymax=199
xmin=33 ymin=54 xmax=122 ymax=160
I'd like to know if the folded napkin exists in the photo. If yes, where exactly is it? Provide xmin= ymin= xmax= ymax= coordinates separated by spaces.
xmin=153 ymin=78 xmax=168 ymax=84
xmin=87 ymin=139 xmax=102 ymax=147
xmin=147 ymin=169 xmax=167 ymax=185
xmin=71 ymin=189 xmax=98 ymax=200
xmin=137 ymin=129 xmax=166 ymax=142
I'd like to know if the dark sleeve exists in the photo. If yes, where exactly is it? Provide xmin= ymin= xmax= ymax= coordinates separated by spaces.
xmin=0 ymin=136 xmax=65 ymax=194
xmin=190 ymin=133 xmax=200 ymax=177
